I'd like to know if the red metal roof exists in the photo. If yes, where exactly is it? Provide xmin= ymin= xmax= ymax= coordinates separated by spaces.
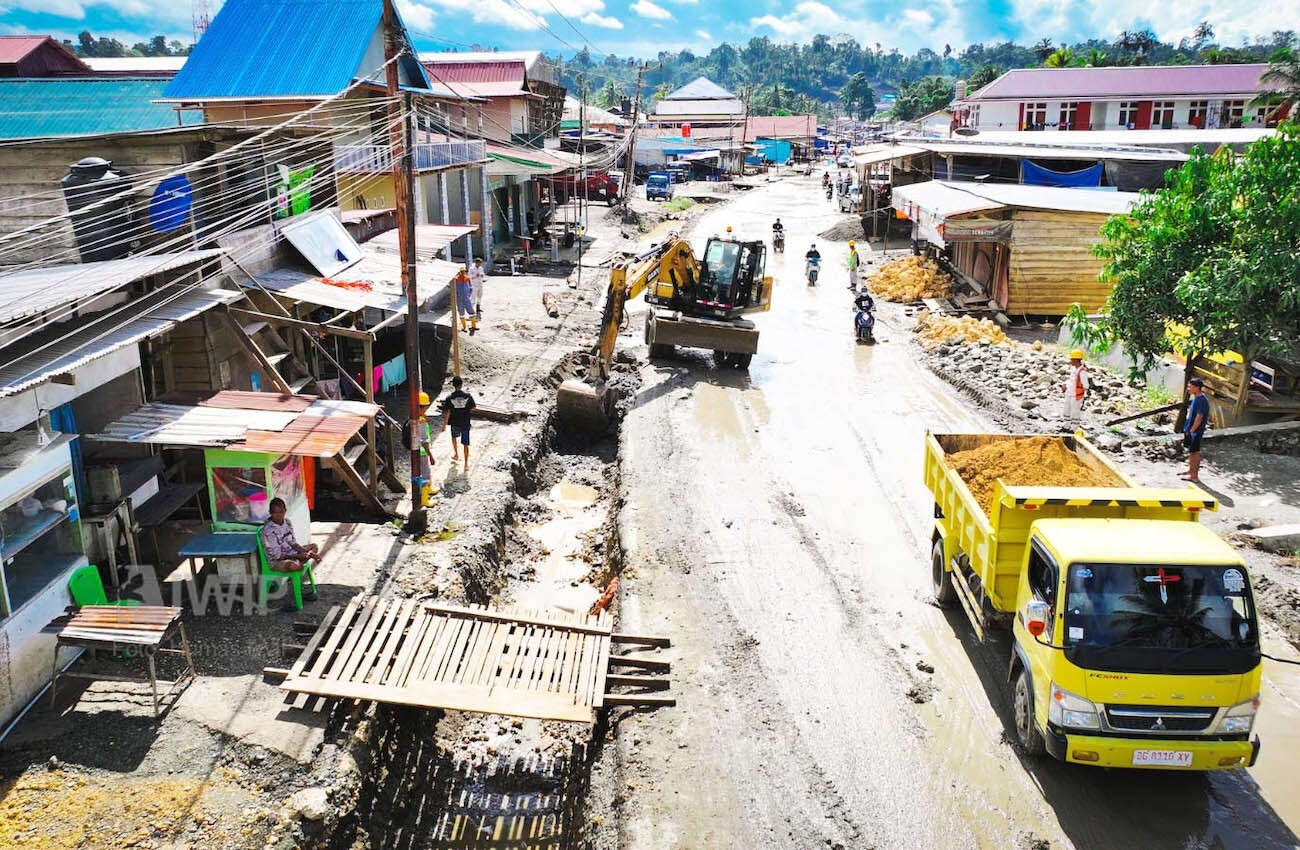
xmin=0 ymin=36 xmax=52 ymax=64
xmin=968 ymin=64 xmax=1269 ymax=101
xmin=422 ymin=59 xmax=525 ymax=85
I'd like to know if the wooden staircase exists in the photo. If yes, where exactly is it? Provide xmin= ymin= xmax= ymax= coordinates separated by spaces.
xmin=223 ymin=306 xmax=402 ymax=515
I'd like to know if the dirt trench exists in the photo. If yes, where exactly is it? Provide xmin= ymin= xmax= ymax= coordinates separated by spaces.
xmin=318 ymin=361 xmax=638 ymax=850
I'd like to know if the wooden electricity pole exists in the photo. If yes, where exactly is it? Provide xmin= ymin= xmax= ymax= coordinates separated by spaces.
xmin=381 ymin=0 xmax=425 ymax=531
xmin=620 ymin=65 xmax=643 ymax=207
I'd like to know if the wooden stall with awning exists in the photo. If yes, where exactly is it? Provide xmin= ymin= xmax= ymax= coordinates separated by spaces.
xmin=892 ymin=180 xmax=1139 ymax=316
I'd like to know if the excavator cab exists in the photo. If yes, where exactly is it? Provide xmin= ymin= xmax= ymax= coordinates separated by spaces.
xmin=692 ymin=237 xmax=773 ymax=318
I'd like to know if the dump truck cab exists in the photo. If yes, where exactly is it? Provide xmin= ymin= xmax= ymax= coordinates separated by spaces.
xmin=1010 ymin=519 xmax=1261 ymax=770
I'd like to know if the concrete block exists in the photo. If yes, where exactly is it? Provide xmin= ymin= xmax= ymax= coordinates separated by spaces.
xmin=1240 ymin=524 xmax=1300 ymax=553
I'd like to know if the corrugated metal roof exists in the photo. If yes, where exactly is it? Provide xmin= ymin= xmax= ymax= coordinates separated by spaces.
xmin=232 ymin=414 xmax=370 ymax=456
xmin=0 ymin=78 xmax=200 ymax=140
xmin=893 ymin=180 xmax=1139 ymax=218
xmin=84 ymin=57 xmax=187 ymax=73
xmin=654 ymin=99 xmax=745 ymax=116
xmin=665 ymin=77 xmax=736 ymax=100
xmin=0 ymin=286 xmax=242 ymax=398
xmin=431 ymin=80 xmax=530 ymax=98
xmin=199 ymin=390 xmax=316 ymax=412
xmin=368 ymin=224 xmax=478 ymax=259
xmin=852 ymin=144 xmax=927 ymax=166
xmin=421 ymin=59 xmax=524 ymax=85
xmin=163 ymin=0 xmax=429 ymax=100
xmin=746 ymin=115 xmax=817 ymax=140
xmin=969 ymin=64 xmax=1268 ymax=101
xmin=251 ymin=248 xmax=462 ymax=312
xmin=901 ymin=137 xmax=1188 ymax=162
xmin=0 ymin=36 xmax=52 ymax=63
xmin=88 ymin=403 xmax=300 ymax=446
xmin=0 ymin=249 xmax=225 ymax=327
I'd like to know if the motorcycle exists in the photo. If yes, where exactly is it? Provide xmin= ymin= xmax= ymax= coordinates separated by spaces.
xmin=853 ymin=291 xmax=876 ymax=343
xmin=806 ymin=256 xmax=821 ymax=286
xmin=773 ymin=231 xmax=785 ymax=253
xmin=825 ymin=184 xmax=833 ymax=201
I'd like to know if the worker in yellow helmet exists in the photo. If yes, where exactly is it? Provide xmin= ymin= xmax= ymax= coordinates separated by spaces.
xmin=1064 ymin=349 xmax=1090 ymax=424
xmin=846 ymin=239 xmax=861 ymax=292
xmin=404 ymin=390 xmax=436 ymax=505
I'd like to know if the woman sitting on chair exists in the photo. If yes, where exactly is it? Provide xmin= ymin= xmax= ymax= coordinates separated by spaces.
xmin=261 ymin=497 xmax=319 ymax=573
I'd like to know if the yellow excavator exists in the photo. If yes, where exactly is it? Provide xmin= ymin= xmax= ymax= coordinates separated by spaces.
xmin=557 ymin=231 xmax=774 ymax=431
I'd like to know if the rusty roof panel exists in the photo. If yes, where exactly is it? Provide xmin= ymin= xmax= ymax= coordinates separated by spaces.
xmin=199 ymin=390 xmax=317 ymax=412
xmin=232 ymin=415 xmax=370 ymax=457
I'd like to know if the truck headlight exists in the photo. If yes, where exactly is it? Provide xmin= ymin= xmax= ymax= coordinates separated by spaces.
xmin=1217 ymin=696 xmax=1259 ymax=735
xmin=1049 ymin=682 xmax=1101 ymax=730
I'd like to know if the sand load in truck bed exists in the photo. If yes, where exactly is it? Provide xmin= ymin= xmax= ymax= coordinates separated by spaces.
xmin=946 ymin=436 xmax=1118 ymax=515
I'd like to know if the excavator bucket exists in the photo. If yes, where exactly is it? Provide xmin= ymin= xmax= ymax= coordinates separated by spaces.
xmin=556 ymin=378 xmax=614 ymax=435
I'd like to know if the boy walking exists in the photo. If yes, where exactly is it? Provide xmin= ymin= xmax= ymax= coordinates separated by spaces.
xmin=441 ymin=376 xmax=477 ymax=474
xmin=451 ymin=269 xmax=477 ymax=335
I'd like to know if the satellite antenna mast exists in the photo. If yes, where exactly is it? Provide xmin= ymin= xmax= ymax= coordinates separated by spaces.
xmin=192 ymin=0 xmax=211 ymax=45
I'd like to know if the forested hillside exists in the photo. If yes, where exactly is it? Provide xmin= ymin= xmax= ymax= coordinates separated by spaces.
xmin=554 ymin=27 xmax=1296 ymax=120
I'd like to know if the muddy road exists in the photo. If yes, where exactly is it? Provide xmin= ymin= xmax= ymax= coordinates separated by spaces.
xmin=599 ymin=176 xmax=1300 ymax=850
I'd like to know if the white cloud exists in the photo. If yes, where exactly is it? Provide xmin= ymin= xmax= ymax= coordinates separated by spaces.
xmin=396 ymin=0 xmax=436 ymax=31
xmin=631 ymin=0 xmax=672 ymax=19
xmin=751 ymin=1 xmax=845 ymax=38
xmin=694 ymin=28 xmax=711 ymax=39
xmin=428 ymin=0 xmax=543 ymax=28
xmin=581 ymin=11 xmax=623 ymax=27
xmin=902 ymin=8 xmax=933 ymax=26
xmin=6 ymin=0 xmax=86 ymax=19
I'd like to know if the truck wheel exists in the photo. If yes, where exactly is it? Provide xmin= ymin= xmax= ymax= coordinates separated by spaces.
xmin=731 ymin=353 xmax=752 ymax=370
xmin=1013 ymin=668 xmax=1046 ymax=757
xmin=931 ymin=539 xmax=956 ymax=607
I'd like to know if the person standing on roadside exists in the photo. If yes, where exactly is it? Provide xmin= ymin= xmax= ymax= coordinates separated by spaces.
xmin=451 ymin=268 xmax=477 ymax=335
xmin=441 ymin=376 xmax=477 ymax=474
xmin=1180 ymin=377 xmax=1210 ymax=483
xmin=1063 ymin=349 xmax=1089 ymax=423
xmin=469 ymin=258 xmax=486 ymax=325
xmin=846 ymin=241 xmax=861 ymax=291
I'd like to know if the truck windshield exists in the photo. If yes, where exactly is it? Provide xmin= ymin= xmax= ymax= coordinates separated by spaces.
xmin=1062 ymin=563 xmax=1260 ymax=674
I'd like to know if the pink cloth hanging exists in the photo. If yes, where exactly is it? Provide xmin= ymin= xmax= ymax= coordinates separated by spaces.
xmin=372 ymin=366 xmax=382 ymax=393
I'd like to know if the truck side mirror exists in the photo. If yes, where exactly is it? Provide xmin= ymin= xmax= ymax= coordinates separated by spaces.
xmin=1024 ymin=600 xmax=1050 ymax=637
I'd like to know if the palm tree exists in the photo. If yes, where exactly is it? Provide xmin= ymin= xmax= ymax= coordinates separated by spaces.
xmin=1084 ymin=48 xmax=1110 ymax=67
xmin=1252 ymin=47 xmax=1300 ymax=123
xmin=1044 ymin=48 xmax=1082 ymax=68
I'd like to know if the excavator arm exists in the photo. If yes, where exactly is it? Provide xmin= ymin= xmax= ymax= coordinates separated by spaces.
xmin=594 ymin=238 xmax=698 ymax=379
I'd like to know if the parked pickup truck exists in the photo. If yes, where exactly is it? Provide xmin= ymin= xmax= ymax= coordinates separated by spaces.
xmin=646 ymin=171 xmax=673 ymax=201
xmin=924 ymin=432 xmax=1262 ymax=771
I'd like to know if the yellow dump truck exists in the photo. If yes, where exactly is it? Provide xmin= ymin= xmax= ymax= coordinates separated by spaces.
xmin=924 ymin=433 xmax=1262 ymax=770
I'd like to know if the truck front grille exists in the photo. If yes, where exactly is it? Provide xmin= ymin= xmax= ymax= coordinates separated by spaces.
xmin=1105 ymin=705 xmax=1215 ymax=733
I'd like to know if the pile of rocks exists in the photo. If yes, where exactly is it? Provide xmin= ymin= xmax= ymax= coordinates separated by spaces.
xmin=927 ymin=339 xmax=1146 ymax=424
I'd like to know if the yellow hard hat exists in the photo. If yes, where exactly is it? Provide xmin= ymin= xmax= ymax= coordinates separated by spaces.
xmin=418 ymin=391 xmax=431 ymax=406
xmin=1069 ymin=349 xmax=1085 ymax=360
xmin=849 ymin=240 xmax=856 ymax=247
xmin=726 ymin=226 xmax=733 ymax=233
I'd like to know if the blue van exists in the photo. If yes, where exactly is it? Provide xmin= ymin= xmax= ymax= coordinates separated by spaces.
xmin=646 ymin=172 xmax=674 ymax=201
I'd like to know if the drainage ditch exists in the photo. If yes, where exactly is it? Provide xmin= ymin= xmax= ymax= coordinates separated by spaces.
xmin=321 ymin=358 xmax=638 ymax=850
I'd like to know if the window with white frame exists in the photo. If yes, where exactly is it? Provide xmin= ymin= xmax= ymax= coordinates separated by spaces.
xmin=1223 ymin=99 xmax=1245 ymax=126
xmin=969 ymin=104 xmax=980 ymax=125
xmin=1188 ymin=100 xmax=1209 ymax=127
xmin=1023 ymin=102 xmax=1047 ymax=128
xmin=1152 ymin=101 xmax=1175 ymax=127
xmin=1058 ymin=102 xmax=1078 ymax=128
xmin=1118 ymin=101 xmax=1139 ymax=126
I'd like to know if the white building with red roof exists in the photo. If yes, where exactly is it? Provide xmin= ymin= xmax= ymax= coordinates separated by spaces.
xmin=956 ymin=64 xmax=1285 ymax=132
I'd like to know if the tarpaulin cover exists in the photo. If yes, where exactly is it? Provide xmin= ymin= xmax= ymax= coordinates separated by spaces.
xmin=1021 ymin=159 xmax=1103 ymax=187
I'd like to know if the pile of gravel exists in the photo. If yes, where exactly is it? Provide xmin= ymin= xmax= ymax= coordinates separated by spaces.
xmin=818 ymin=217 xmax=864 ymax=241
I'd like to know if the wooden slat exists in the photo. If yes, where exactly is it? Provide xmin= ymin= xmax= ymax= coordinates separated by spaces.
xmin=422 ymin=602 xmax=613 ymax=636
xmin=285 ymin=605 xmax=343 ymax=679
xmin=361 ymin=598 xmax=413 ymax=684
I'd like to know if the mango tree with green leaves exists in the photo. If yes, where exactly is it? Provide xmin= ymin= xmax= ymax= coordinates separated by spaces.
xmin=1094 ymin=123 xmax=1300 ymax=414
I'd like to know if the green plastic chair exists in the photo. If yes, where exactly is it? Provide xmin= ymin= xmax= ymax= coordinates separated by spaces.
xmin=255 ymin=536 xmax=316 ymax=612
xmin=68 ymin=564 xmax=142 ymax=607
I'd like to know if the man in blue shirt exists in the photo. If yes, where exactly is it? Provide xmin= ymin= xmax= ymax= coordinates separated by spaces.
xmin=1181 ymin=378 xmax=1210 ymax=483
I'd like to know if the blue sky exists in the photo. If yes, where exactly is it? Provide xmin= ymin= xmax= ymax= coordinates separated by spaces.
xmin=1 ymin=0 xmax=1297 ymax=58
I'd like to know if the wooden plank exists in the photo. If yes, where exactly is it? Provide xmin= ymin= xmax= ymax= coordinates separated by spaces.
xmin=280 ymin=677 xmax=596 ymax=722
xmin=285 ymin=605 xmax=343 ymax=679
xmin=455 ymin=614 xmax=499 ymax=685
xmin=607 ymin=655 xmax=670 ymax=672
xmin=288 ymin=595 xmax=363 ymax=707
xmin=424 ymin=610 xmax=472 ymax=682
xmin=605 ymin=674 xmax=671 ymax=689
xmin=529 ymin=622 xmax=563 ymax=692
xmin=385 ymin=606 xmax=436 ymax=686
xmin=330 ymin=596 xmax=386 ymax=685
xmin=610 ymin=632 xmax=671 ymax=647
xmin=591 ymin=632 xmax=612 ymax=708
xmin=574 ymin=627 xmax=597 ymax=709
xmin=351 ymin=598 xmax=406 ymax=685
xmin=472 ymin=617 xmax=513 ymax=687
xmin=422 ymin=602 xmax=612 ymax=636
xmin=601 ymin=694 xmax=677 ymax=708
xmin=363 ymin=598 xmax=415 ymax=685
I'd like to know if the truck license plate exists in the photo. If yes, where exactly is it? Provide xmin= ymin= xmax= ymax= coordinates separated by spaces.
xmin=1132 ymin=749 xmax=1193 ymax=767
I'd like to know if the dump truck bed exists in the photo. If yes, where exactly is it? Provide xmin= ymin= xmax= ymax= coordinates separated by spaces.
xmin=924 ymin=433 xmax=1217 ymax=613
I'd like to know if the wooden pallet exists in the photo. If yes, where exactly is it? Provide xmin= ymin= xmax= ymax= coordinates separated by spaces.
xmin=279 ymin=597 xmax=673 ymax=722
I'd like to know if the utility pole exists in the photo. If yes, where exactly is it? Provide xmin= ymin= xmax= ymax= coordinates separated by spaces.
xmin=381 ymin=0 xmax=425 ymax=532
xmin=621 ymin=64 xmax=643 ymax=208
xmin=578 ymin=73 xmax=585 ymax=292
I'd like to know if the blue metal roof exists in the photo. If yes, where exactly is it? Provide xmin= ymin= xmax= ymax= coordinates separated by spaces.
xmin=163 ymin=0 xmax=429 ymax=100
xmin=0 ymin=78 xmax=200 ymax=141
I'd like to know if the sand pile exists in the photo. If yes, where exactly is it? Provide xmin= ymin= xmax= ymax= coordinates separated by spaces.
xmin=947 ymin=436 xmax=1117 ymax=515
xmin=915 ymin=312 xmax=1008 ymax=348
xmin=868 ymin=256 xmax=952 ymax=302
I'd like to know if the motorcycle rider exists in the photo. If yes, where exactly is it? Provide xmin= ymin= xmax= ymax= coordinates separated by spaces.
xmin=805 ymin=243 xmax=822 ymax=285
xmin=771 ymin=218 xmax=785 ymax=251
xmin=821 ymin=172 xmax=830 ymax=190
